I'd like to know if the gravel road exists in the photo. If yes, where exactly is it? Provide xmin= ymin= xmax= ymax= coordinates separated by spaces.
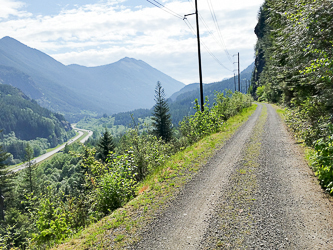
xmin=133 ymin=103 xmax=333 ymax=249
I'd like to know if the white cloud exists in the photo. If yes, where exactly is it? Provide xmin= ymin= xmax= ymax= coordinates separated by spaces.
xmin=0 ymin=0 xmax=264 ymax=83
xmin=0 ymin=0 xmax=30 ymax=19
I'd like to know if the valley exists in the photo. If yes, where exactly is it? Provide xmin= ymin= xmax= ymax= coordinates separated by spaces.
xmin=1 ymin=0 xmax=333 ymax=249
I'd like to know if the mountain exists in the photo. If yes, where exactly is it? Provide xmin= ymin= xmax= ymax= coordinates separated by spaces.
xmin=81 ymin=62 xmax=255 ymax=129
xmin=170 ymin=62 xmax=255 ymax=103
xmin=166 ymin=62 xmax=254 ymax=124
xmin=67 ymin=57 xmax=184 ymax=113
xmin=169 ymin=83 xmax=200 ymax=102
xmin=0 ymin=37 xmax=185 ymax=121
xmin=0 ymin=65 xmax=43 ymax=99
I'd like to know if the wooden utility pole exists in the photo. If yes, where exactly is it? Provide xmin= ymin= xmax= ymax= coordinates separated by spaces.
xmin=195 ymin=0 xmax=204 ymax=112
xmin=234 ymin=73 xmax=236 ymax=92
xmin=184 ymin=1 xmax=204 ymax=111
xmin=238 ymin=52 xmax=240 ymax=92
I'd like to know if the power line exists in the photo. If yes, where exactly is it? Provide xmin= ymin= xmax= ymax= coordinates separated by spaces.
xmin=187 ymin=0 xmax=233 ymax=64
xmin=145 ymin=0 xmax=183 ymax=19
xmin=151 ymin=0 xmax=183 ymax=19
xmin=206 ymin=0 xmax=233 ymax=63
xmin=184 ymin=18 xmax=232 ymax=72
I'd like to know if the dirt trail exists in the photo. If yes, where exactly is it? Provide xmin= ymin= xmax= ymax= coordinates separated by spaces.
xmin=133 ymin=103 xmax=333 ymax=249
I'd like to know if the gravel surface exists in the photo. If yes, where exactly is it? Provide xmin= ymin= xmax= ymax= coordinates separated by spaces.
xmin=132 ymin=103 xmax=333 ymax=249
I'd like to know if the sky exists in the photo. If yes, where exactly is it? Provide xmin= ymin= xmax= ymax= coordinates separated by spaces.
xmin=0 ymin=0 xmax=264 ymax=84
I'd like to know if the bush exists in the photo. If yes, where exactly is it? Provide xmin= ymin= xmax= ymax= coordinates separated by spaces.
xmin=94 ymin=152 xmax=137 ymax=215
xmin=311 ymin=125 xmax=333 ymax=194
xmin=180 ymin=91 xmax=253 ymax=144
xmin=285 ymin=98 xmax=331 ymax=146
xmin=118 ymin=130 xmax=173 ymax=181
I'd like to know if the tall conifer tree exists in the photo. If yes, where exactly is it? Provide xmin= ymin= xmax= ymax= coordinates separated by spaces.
xmin=97 ymin=129 xmax=115 ymax=163
xmin=0 ymin=130 xmax=10 ymax=221
xmin=152 ymin=81 xmax=172 ymax=142
xmin=23 ymin=143 xmax=36 ymax=193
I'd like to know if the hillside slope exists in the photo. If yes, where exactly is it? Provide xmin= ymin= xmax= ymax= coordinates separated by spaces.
xmin=0 ymin=84 xmax=74 ymax=162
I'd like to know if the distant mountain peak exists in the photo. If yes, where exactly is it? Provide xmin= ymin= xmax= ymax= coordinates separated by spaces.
xmin=0 ymin=38 xmax=185 ymax=119
xmin=0 ymin=36 xmax=25 ymax=46
xmin=117 ymin=57 xmax=144 ymax=64
xmin=1 ymin=36 xmax=15 ymax=41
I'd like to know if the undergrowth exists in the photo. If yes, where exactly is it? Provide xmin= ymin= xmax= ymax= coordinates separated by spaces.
xmin=274 ymin=104 xmax=333 ymax=195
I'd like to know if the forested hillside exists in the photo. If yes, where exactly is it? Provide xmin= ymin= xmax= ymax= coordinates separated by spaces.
xmin=0 ymin=84 xmax=75 ymax=164
xmin=252 ymin=0 xmax=333 ymax=192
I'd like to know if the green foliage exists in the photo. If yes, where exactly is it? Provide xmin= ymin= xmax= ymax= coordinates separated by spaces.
xmin=253 ymin=0 xmax=333 ymax=194
xmin=118 ymin=130 xmax=173 ymax=181
xmin=152 ymin=82 xmax=173 ymax=143
xmin=285 ymin=98 xmax=331 ymax=146
xmin=311 ymin=125 xmax=333 ymax=194
xmin=0 ymin=84 xmax=75 ymax=165
xmin=0 ymin=131 xmax=11 ymax=222
xmin=97 ymin=129 xmax=115 ymax=163
xmin=180 ymin=91 xmax=253 ymax=144
xmin=32 ymin=190 xmax=72 ymax=245
xmin=23 ymin=143 xmax=36 ymax=193
xmin=94 ymin=152 xmax=137 ymax=215
xmin=1 ymin=132 xmax=51 ymax=165
xmin=0 ymin=84 xmax=73 ymax=144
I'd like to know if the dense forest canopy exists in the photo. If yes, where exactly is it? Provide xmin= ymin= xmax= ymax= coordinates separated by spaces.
xmin=252 ymin=0 xmax=333 ymax=195
xmin=252 ymin=0 xmax=333 ymax=143
xmin=0 ymin=84 xmax=75 ymax=163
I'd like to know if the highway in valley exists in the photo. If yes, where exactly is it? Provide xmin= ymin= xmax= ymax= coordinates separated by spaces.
xmin=9 ymin=126 xmax=93 ymax=173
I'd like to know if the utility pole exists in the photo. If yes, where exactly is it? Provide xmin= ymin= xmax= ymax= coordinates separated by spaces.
xmin=238 ymin=52 xmax=240 ymax=92
xmin=195 ymin=0 xmax=204 ymax=112
xmin=234 ymin=73 xmax=236 ymax=92
xmin=184 ymin=0 xmax=204 ymax=112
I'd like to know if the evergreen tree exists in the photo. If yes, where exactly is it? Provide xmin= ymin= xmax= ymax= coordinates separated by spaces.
xmin=97 ymin=129 xmax=115 ymax=163
xmin=152 ymin=81 xmax=173 ymax=142
xmin=23 ymin=143 xmax=36 ymax=193
xmin=0 ymin=130 xmax=10 ymax=221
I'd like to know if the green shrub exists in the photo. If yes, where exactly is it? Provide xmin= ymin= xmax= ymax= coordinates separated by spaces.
xmin=118 ymin=130 xmax=173 ymax=181
xmin=180 ymin=91 xmax=253 ymax=144
xmin=94 ymin=152 xmax=137 ymax=215
xmin=311 ymin=125 xmax=333 ymax=194
xmin=285 ymin=98 xmax=331 ymax=146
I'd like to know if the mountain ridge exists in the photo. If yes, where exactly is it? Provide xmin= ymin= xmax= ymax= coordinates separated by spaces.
xmin=0 ymin=37 xmax=185 ymax=121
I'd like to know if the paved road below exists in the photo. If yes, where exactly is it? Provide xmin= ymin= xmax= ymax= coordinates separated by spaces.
xmin=10 ymin=126 xmax=92 ymax=173
xmin=134 ymin=103 xmax=333 ymax=249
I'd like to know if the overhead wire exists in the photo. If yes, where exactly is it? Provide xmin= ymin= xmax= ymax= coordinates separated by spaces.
xmin=144 ymin=0 xmax=233 ymax=72
xmin=206 ymin=0 xmax=233 ymax=63
xmin=145 ymin=0 xmax=183 ymax=19
xmin=187 ymin=0 xmax=233 ymax=64
xmin=184 ymin=18 xmax=233 ymax=72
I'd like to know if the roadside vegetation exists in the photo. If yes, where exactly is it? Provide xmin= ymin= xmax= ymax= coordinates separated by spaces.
xmin=0 ymin=83 xmax=253 ymax=249
xmin=252 ymin=0 xmax=333 ymax=194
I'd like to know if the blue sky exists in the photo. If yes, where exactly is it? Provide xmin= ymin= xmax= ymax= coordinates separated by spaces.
xmin=0 ymin=0 xmax=264 ymax=84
